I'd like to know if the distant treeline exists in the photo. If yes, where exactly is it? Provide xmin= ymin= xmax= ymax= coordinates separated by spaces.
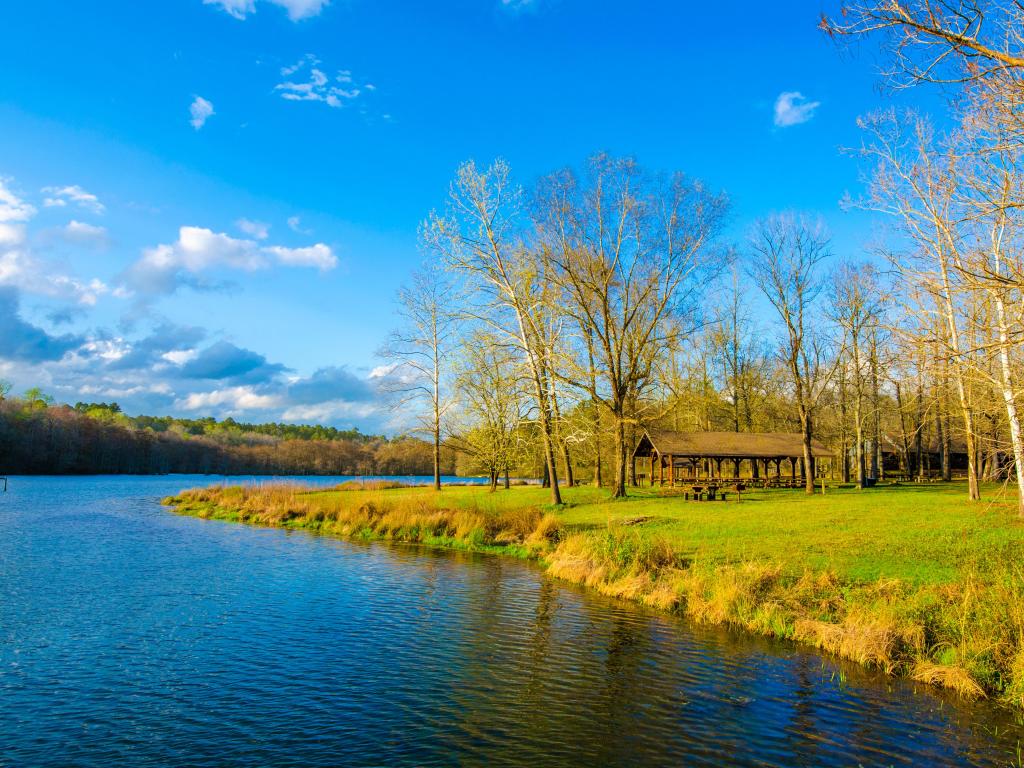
xmin=0 ymin=397 xmax=457 ymax=476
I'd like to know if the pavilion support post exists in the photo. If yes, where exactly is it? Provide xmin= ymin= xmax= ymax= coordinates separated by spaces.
xmin=752 ymin=458 xmax=759 ymax=479
xmin=715 ymin=458 xmax=722 ymax=479
xmin=733 ymin=458 xmax=740 ymax=478
xmin=650 ymin=454 xmax=656 ymax=488
xmin=658 ymin=453 xmax=664 ymax=487
xmin=774 ymin=458 xmax=781 ymax=477
xmin=668 ymin=454 xmax=674 ymax=487
xmin=631 ymin=455 xmax=636 ymax=487
xmin=791 ymin=458 xmax=797 ymax=480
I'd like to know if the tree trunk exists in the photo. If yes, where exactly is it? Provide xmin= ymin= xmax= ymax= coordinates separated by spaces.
xmin=561 ymin=442 xmax=574 ymax=488
xmin=936 ymin=402 xmax=948 ymax=481
xmin=936 ymin=253 xmax=981 ymax=500
xmin=854 ymin=385 xmax=865 ymax=489
xmin=940 ymin=376 xmax=952 ymax=481
xmin=839 ymin=369 xmax=851 ymax=483
xmin=612 ymin=414 xmax=628 ymax=498
xmin=627 ymin=420 xmax=638 ymax=487
xmin=870 ymin=333 xmax=882 ymax=480
xmin=549 ymin=374 xmax=574 ymax=488
xmin=993 ymin=291 xmax=1024 ymax=515
xmin=529 ymin=364 xmax=561 ymax=504
xmin=895 ymin=381 xmax=910 ymax=476
xmin=914 ymin=390 xmax=924 ymax=482
xmin=801 ymin=412 xmax=815 ymax=495
xmin=432 ymin=421 xmax=441 ymax=492
xmin=432 ymin=361 xmax=442 ymax=490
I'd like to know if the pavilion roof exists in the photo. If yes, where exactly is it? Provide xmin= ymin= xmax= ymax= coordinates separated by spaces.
xmin=634 ymin=429 xmax=834 ymax=459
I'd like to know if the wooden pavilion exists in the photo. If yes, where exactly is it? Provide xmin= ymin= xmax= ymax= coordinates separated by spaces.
xmin=631 ymin=429 xmax=834 ymax=487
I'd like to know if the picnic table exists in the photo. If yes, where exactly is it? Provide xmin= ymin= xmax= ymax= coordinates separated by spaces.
xmin=687 ymin=484 xmax=721 ymax=501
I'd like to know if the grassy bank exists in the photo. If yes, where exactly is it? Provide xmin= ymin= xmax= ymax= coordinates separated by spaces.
xmin=164 ymin=479 xmax=1024 ymax=707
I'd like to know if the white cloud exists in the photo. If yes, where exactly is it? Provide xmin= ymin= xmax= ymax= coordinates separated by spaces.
xmin=276 ymin=54 xmax=365 ymax=108
xmin=287 ymin=215 xmax=311 ymax=234
xmin=123 ymin=225 xmax=338 ymax=295
xmin=42 ymin=185 xmax=105 ymax=215
xmin=281 ymin=399 xmax=377 ymax=422
xmin=178 ymin=385 xmax=281 ymax=411
xmin=501 ymin=0 xmax=537 ymax=10
xmin=0 ymin=223 xmax=26 ymax=247
xmin=265 ymin=243 xmax=337 ymax=270
xmin=190 ymin=96 xmax=215 ymax=130
xmin=204 ymin=0 xmax=329 ymax=21
xmin=162 ymin=349 xmax=199 ymax=366
xmin=81 ymin=338 xmax=131 ymax=363
xmin=0 ymin=179 xmax=36 ymax=222
xmin=236 ymin=218 xmax=270 ymax=240
xmin=63 ymin=220 xmax=109 ymax=245
xmin=773 ymin=91 xmax=821 ymax=128
xmin=0 ymin=182 xmax=107 ymax=305
xmin=0 ymin=246 xmax=108 ymax=305
xmin=124 ymin=226 xmax=267 ymax=294
xmin=153 ymin=226 xmax=266 ymax=271
xmin=369 ymin=363 xmax=397 ymax=379
xmin=204 ymin=0 xmax=254 ymax=18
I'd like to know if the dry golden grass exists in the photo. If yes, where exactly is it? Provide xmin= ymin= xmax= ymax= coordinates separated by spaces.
xmin=166 ymin=483 xmax=557 ymax=555
xmin=335 ymin=479 xmax=411 ymax=491
xmin=793 ymin=615 xmax=923 ymax=674
xmin=911 ymin=661 xmax=987 ymax=699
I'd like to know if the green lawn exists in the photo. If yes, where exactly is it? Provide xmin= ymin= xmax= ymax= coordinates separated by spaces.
xmin=301 ymin=481 xmax=1024 ymax=585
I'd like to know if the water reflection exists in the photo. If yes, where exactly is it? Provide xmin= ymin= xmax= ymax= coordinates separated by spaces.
xmin=0 ymin=475 xmax=1021 ymax=767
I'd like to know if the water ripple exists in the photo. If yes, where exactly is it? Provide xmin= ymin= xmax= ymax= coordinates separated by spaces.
xmin=1 ymin=475 xmax=1021 ymax=767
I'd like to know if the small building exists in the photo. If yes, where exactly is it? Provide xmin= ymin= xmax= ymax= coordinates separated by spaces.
xmin=878 ymin=434 xmax=970 ymax=477
xmin=631 ymin=429 xmax=834 ymax=486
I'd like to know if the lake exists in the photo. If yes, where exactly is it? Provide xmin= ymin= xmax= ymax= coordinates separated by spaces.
xmin=1 ymin=475 xmax=1022 ymax=766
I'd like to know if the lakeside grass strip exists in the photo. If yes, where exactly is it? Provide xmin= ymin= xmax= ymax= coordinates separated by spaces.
xmin=164 ymin=482 xmax=1024 ymax=708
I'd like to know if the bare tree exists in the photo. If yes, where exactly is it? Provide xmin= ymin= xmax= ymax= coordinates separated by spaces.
xmin=535 ymin=154 xmax=727 ymax=497
xmin=830 ymin=260 xmax=885 ymax=488
xmin=822 ymin=1 xmax=1024 ymax=106
xmin=424 ymin=159 xmax=565 ymax=504
xmin=379 ymin=262 xmax=458 ymax=491
xmin=450 ymin=331 xmax=529 ymax=491
xmin=749 ymin=214 xmax=835 ymax=494
xmin=713 ymin=262 xmax=770 ymax=433
xmin=854 ymin=110 xmax=984 ymax=499
xmin=958 ymin=118 xmax=1024 ymax=512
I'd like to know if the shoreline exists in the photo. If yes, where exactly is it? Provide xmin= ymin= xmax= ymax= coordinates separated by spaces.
xmin=164 ymin=481 xmax=1024 ymax=709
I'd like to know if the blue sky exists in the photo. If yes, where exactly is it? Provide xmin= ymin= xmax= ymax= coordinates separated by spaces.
xmin=0 ymin=0 xmax=932 ymax=432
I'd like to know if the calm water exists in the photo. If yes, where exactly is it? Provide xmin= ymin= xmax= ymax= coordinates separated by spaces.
xmin=2 ymin=476 xmax=1022 ymax=767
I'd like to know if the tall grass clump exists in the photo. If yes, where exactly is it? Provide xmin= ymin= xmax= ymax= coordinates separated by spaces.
xmin=335 ymin=479 xmax=411 ymax=491
xmin=165 ymin=483 xmax=561 ymax=558
xmin=547 ymin=528 xmax=679 ymax=604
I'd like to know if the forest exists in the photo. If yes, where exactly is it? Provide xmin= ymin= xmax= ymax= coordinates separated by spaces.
xmin=0 ymin=394 xmax=456 ymax=476
xmin=381 ymin=1 xmax=1024 ymax=512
